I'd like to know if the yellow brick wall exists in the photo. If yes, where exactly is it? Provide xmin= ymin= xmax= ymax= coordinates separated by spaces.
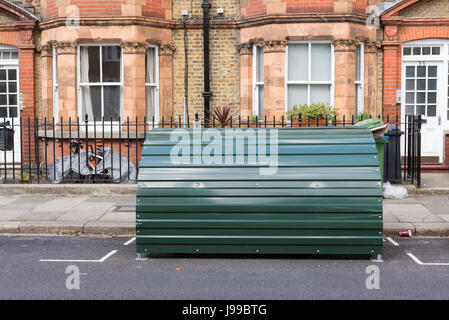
xmin=401 ymin=0 xmax=449 ymax=17
xmin=173 ymin=0 xmax=240 ymax=121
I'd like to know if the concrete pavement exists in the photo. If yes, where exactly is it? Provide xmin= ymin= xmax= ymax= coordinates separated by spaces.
xmin=0 ymin=194 xmax=448 ymax=236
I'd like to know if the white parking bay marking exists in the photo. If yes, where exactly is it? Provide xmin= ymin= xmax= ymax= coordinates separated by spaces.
xmin=406 ymin=253 xmax=449 ymax=266
xmin=40 ymin=250 xmax=118 ymax=263
xmin=386 ymin=237 xmax=400 ymax=246
xmin=123 ymin=237 xmax=136 ymax=246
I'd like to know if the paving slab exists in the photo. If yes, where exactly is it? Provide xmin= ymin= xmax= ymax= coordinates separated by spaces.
xmin=0 ymin=210 xmax=29 ymax=221
xmin=384 ymin=203 xmax=444 ymax=223
xmin=439 ymin=215 xmax=449 ymax=222
xmin=99 ymin=210 xmax=135 ymax=222
xmin=30 ymin=197 xmax=87 ymax=213
xmin=16 ymin=211 xmax=66 ymax=221
xmin=383 ymin=197 xmax=420 ymax=204
xmin=56 ymin=202 xmax=114 ymax=222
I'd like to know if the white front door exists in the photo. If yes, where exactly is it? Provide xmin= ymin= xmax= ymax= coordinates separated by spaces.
xmin=402 ymin=40 xmax=449 ymax=163
xmin=0 ymin=66 xmax=21 ymax=163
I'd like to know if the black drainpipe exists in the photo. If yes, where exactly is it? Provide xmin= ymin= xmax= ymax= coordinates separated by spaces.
xmin=202 ymin=0 xmax=212 ymax=126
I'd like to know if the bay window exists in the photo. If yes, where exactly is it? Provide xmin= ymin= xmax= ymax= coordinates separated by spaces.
xmin=78 ymin=44 xmax=122 ymax=121
xmin=286 ymin=42 xmax=333 ymax=110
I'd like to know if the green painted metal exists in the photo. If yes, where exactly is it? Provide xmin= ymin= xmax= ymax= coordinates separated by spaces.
xmin=136 ymin=127 xmax=383 ymax=256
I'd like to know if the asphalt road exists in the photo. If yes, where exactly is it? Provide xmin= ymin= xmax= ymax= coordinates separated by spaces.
xmin=0 ymin=235 xmax=448 ymax=300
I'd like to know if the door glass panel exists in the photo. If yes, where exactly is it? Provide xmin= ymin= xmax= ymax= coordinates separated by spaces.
xmin=404 ymin=65 xmax=438 ymax=118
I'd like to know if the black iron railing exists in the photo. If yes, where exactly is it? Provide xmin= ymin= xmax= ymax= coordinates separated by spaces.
xmin=0 ymin=114 xmax=421 ymax=186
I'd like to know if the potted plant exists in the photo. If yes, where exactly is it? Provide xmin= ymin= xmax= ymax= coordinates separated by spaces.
xmin=210 ymin=106 xmax=237 ymax=128
xmin=286 ymin=103 xmax=337 ymax=127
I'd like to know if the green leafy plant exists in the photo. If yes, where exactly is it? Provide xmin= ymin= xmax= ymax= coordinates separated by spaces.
xmin=21 ymin=171 xmax=38 ymax=184
xmin=286 ymin=103 xmax=337 ymax=121
xmin=356 ymin=112 xmax=371 ymax=121
xmin=250 ymin=115 xmax=260 ymax=123
xmin=211 ymin=106 xmax=237 ymax=126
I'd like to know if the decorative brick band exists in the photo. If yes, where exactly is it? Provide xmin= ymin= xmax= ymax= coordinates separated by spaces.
xmin=38 ymin=41 xmax=54 ymax=57
xmin=260 ymin=40 xmax=288 ymax=53
xmin=120 ymin=41 xmax=147 ymax=54
xmin=159 ymin=43 xmax=176 ymax=56
xmin=237 ymin=42 xmax=253 ymax=56
xmin=365 ymin=41 xmax=381 ymax=53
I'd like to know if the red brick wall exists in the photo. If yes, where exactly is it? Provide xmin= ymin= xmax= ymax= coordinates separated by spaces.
xmin=70 ymin=0 xmax=125 ymax=16
xmin=142 ymin=0 xmax=166 ymax=19
xmin=245 ymin=0 xmax=267 ymax=17
xmin=353 ymin=0 xmax=368 ymax=14
xmin=284 ymin=0 xmax=334 ymax=14
xmin=42 ymin=0 xmax=58 ymax=19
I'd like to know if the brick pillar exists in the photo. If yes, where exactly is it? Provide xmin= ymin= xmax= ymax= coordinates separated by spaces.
xmin=40 ymin=43 xmax=54 ymax=118
xmin=364 ymin=41 xmax=380 ymax=116
xmin=54 ymin=41 xmax=78 ymax=121
xmin=333 ymin=39 xmax=358 ymax=120
xmin=159 ymin=43 xmax=175 ymax=121
xmin=383 ymin=44 xmax=401 ymax=120
xmin=239 ymin=42 xmax=253 ymax=119
xmin=121 ymin=42 xmax=147 ymax=121
xmin=262 ymin=40 xmax=286 ymax=120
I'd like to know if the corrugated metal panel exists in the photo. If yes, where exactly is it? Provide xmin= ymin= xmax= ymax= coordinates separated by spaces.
xmin=136 ymin=127 xmax=383 ymax=255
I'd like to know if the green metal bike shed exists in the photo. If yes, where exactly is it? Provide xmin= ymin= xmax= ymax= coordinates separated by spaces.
xmin=136 ymin=127 xmax=383 ymax=256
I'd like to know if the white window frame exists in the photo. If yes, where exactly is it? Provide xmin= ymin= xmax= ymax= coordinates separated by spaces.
xmin=0 ymin=45 xmax=20 ymax=119
xmin=285 ymin=40 xmax=335 ymax=112
xmin=52 ymin=47 xmax=58 ymax=121
xmin=355 ymin=42 xmax=365 ymax=115
xmin=77 ymin=43 xmax=124 ymax=123
xmin=252 ymin=44 xmax=264 ymax=117
xmin=145 ymin=45 xmax=160 ymax=124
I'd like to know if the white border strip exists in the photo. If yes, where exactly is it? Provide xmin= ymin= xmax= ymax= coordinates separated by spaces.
xmin=386 ymin=237 xmax=400 ymax=246
xmin=406 ymin=252 xmax=449 ymax=266
xmin=123 ymin=237 xmax=136 ymax=246
xmin=40 ymin=250 xmax=118 ymax=263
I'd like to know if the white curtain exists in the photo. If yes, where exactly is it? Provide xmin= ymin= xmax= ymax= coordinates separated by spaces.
xmin=80 ymin=47 xmax=94 ymax=120
xmin=146 ymin=48 xmax=155 ymax=121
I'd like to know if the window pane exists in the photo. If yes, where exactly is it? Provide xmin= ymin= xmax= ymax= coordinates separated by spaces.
xmin=8 ymin=82 xmax=16 ymax=93
xmin=11 ymin=52 xmax=18 ymax=59
xmin=9 ymin=94 xmax=17 ymax=105
xmin=0 ymin=107 xmax=6 ymax=117
xmin=427 ymin=92 xmax=436 ymax=104
xmin=146 ymin=86 xmax=155 ymax=121
xmin=422 ymin=47 xmax=430 ymax=55
xmin=80 ymin=46 xmax=100 ymax=83
xmin=310 ymin=85 xmax=331 ymax=105
xmin=428 ymin=66 xmax=437 ymax=77
xmin=0 ymin=83 xmax=6 ymax=93
xmin=0 ymin=94 xmax=6 ymax=105
xmin=417 ymin=79 xmax=426 ymax=90
xmin=403 ymin=47 xmax=411 ymax=56
xmin=406 ymin=66 xmax=415 ymax=78
xmin=9 ymin=107 xmax=17 ymax=117
xmin=416 ymin=105 xmax=425 ymax=115
xmin=81 ymin=86 xmax=101 ymax=120
xmin=428 ymin=79 xmax=437 ymax=90
xmin=405 ymin=105 xmax=414 ymax=115
xmin=103 ymin=86 xmax=120 ymax=121
xmin=416 ymin=92 xmax=425 ymax=104
xmin=432 ymin=47 xmax=440 ymax=55
xmin=257 ymin=47 xmax=264 ymax=82
xmin=288 ymin=44 xmax=308 ymax=81
xmin=102 ymin=46 xmax=121 ymax=83
xmin=311 ymin=43 xmax=331 ymax=81
xmin=0 ymin=70 xmax=5 ymax=81
xmin=413 ymin=47 xmax=421 ymax=55
xmin=406 ymin=79 xmax=415 ymax=90
xmin=8 ymin=70 xmax=16 ymax=81
xmin=146 ymin=48 xmax=156 ymax=84
xmin=405 ymin=92 xmax=414 ymax=103
xmin=355 ymin=46 xmax=361 ymax=81
xmin=258 ymin=85 xmax=264 ymax=116
xmin=288 ymin=84 xmax=307 ymax=108
xmin=427 ymin=105 xmax=436 ymax=117
xmin=417 ymin=66 xmax=426 ymax=77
